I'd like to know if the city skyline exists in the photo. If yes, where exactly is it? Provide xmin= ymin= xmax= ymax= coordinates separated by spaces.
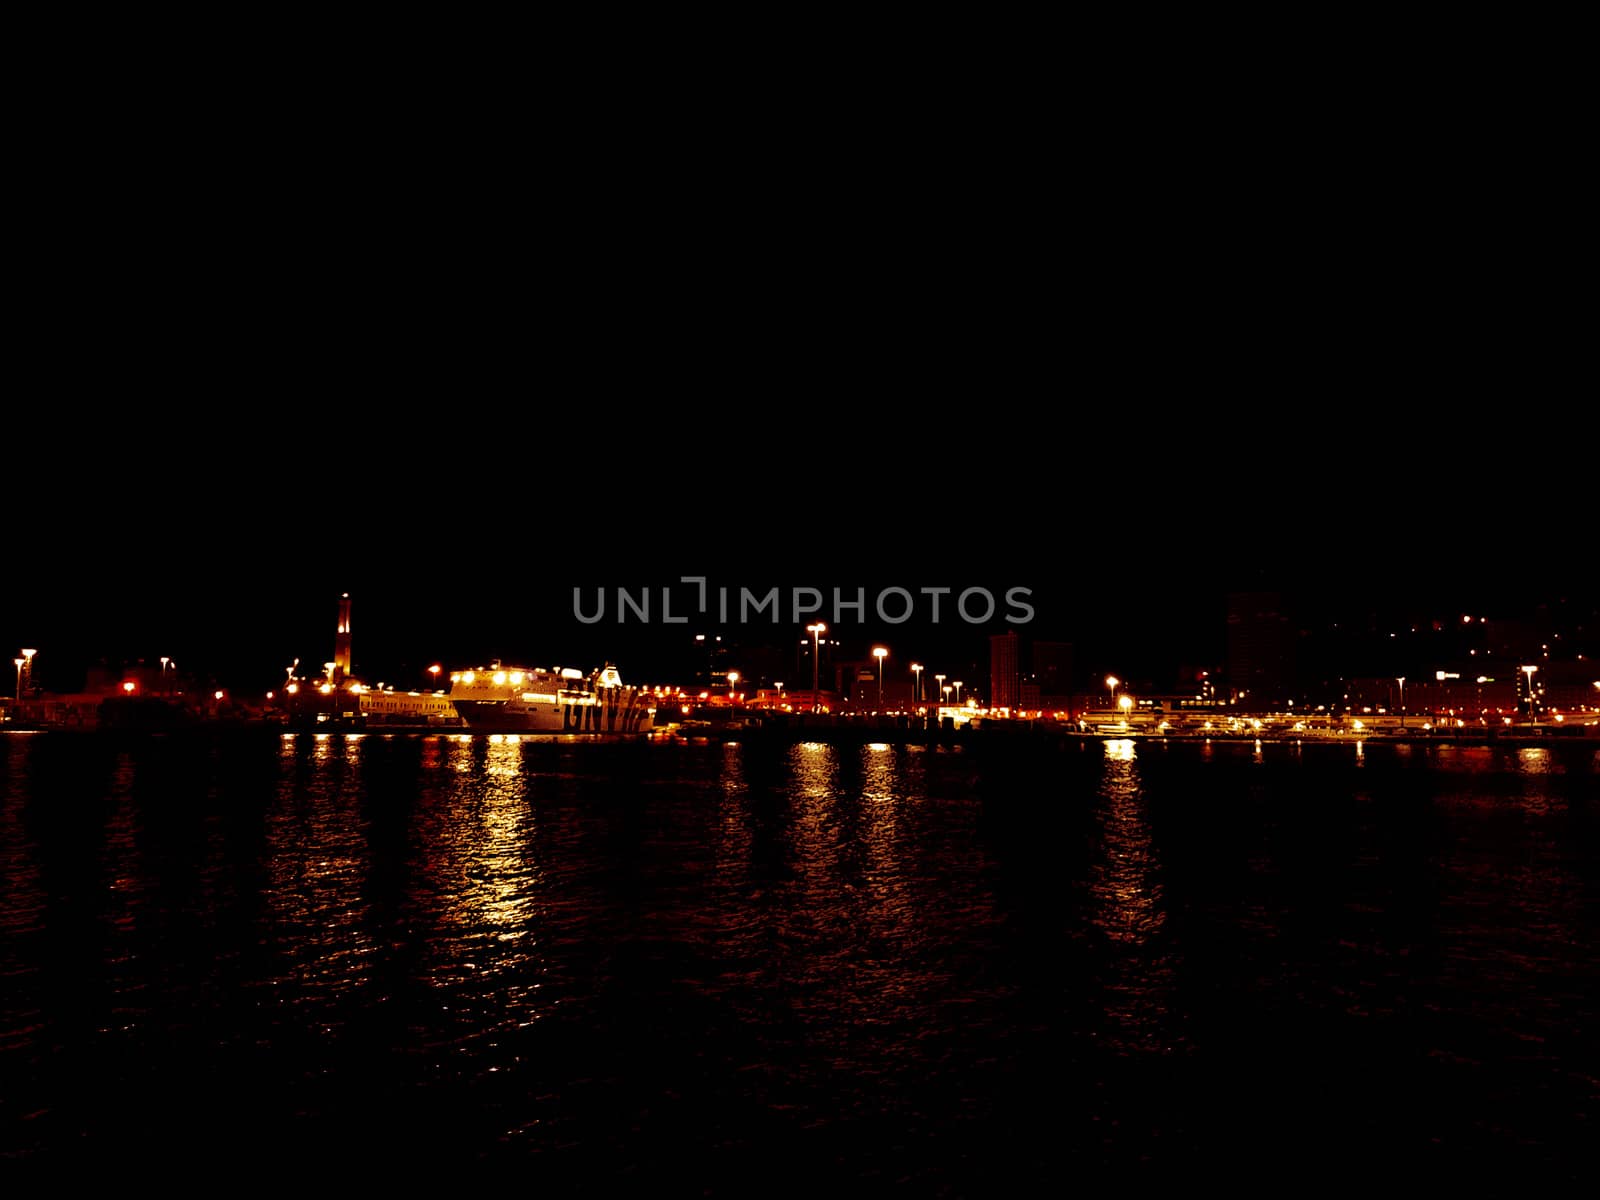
xmin=7 ymin=412 xmax=1593 ymax=694
xmin=7 ymin=571 xmax=1593 ymax=703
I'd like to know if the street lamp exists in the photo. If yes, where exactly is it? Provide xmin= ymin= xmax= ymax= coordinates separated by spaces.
xmin=806 ymin=623 xmax=827 ymax=712
xmin=942 ymin=685 xmax=952 ymax=705
xmin=1522 ymin=665 xmax=1539 ymax=720
xmin=429 ymin=664 xmax=442 ymax=690
xmin=1118 ymin=693 xmax=1133 ymax=726
xmin=12 ymin=658 xmax=22 ymax=703
xmin=1106 ymin=675 xmax=1119 ymax=709
xmin=910 ymin=662 xmax=923 ymax=704
xmin=1396 ymin=677 xmax=1405 ymax=729
xmin=21 ymin=648 xmax=36 ymax=698
xmin=934 ymin=673 xmax=946 ymax=705
xmin=953 ymin=680 xmax=963 ymax=704
xmin=872 ymin=647 xmax=888 ymax=708
xmin=727 ymin=670 xmax=740 ymax=704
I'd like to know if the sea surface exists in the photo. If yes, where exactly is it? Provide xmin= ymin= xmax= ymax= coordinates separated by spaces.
xmin=2 ymin=732 xmax=1597 ymax=1186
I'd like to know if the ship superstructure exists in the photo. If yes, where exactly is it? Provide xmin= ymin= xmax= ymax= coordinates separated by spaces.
xmin=447 ymin=663 xmax=654 ymax=733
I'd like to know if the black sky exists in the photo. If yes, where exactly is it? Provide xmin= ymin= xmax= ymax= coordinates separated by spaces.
xmin=6 ymin=121 xmax=1590 ymax=691
xmin=7 ymin=400 xmax=1591 ymax=694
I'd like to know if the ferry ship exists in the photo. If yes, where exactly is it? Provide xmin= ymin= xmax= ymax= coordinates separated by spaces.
xmin=280 ymin=595 xmax=655 ymax=735
xmin=445 ymin=663 xmax=655 ymax=733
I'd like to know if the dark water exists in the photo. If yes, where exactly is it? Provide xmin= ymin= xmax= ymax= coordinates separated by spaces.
xmin=2 ymin=732 xmax=1597 ymax=1186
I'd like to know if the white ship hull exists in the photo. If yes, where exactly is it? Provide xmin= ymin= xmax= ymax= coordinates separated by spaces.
xmin=451 ymin=691 xmax=653 ymax=733
xmin=446 ymin=665 xmax=654 ymax=734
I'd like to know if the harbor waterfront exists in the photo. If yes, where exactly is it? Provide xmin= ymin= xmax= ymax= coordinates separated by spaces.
xmin=2 ymin=730 xmax=1596 ymax=1183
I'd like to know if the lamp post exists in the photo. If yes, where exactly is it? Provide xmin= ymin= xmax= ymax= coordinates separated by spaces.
xmin=1106 ymin=675 xmax=1119 ymax=710
xmin=12 ymin=658 xmax=22 ymax=703
xmin=872 ymin=647 xmax=888 ymax=709
xmin=21 ymin=649 xmax=36 ymax=698
xmin=807 ymin=623 xmax=827 ymax=713
xmin=727 ymin=670 xmax=740 ymax=704
xmin=1119 ymin=693 xmax=1133 ymax=727
xmin=1396 ymin=677 xmax=1405 ymax=729
xmin=1521 ymin=665 xmax=1538 ymax=720
xmin=942 ymin=685 xmax=952 ymax=707
xmin=160 ymin=656 xmax=170 ymax=697
xmin=428 ymin=664 xmax=441 ymax=690
xmin=953 ymin=680 xmax=963 ymax=704
xmin=934 ymin=673 xmax=946 ymax=706
xmin=910 ymin=662 xmax=923 ymax=705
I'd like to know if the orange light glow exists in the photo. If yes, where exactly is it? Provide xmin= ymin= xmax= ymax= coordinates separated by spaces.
xmin=122 ymin=681 xmax=135 ymax=693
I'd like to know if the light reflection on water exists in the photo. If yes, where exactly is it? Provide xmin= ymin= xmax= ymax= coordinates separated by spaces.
xmin=0 ymin=738 xmax=43 ymax=984
xmin=439 ymin=737 xmax=543 ymax=949
xmin=1090 ymin=739 xmax=1175 ymax=1053
xmin=0 ymin=730 xmax=1596 ymax=1180
xmin=409 ymin=736 xmax=551 ymax=1028
xmin=263 ymin=733 xmax=375 ymax=1004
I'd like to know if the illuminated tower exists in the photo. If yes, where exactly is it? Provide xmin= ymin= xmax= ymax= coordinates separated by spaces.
xmin=333 ymin=593 xmax=352 ymax=682
xmin=989 ymin=630 xmax=1019 ymax=710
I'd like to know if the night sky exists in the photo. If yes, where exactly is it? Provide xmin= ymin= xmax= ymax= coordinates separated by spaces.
xmin=6 ymin=149 xmax=1590 ymax=694
xmin=6 ymin=401 xmax=1591 ymax=696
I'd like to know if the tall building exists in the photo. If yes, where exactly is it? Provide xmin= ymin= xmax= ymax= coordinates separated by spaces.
xmin=1032 ymin=641 xmax=1073 ymax=697
xmin=990 ymin=630 xmax=1020 ymax=710
xmin=691 ymin=634 xmax=732 ymax=690
xmin=1226 ymin=592 xmax=1293 ymax=705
